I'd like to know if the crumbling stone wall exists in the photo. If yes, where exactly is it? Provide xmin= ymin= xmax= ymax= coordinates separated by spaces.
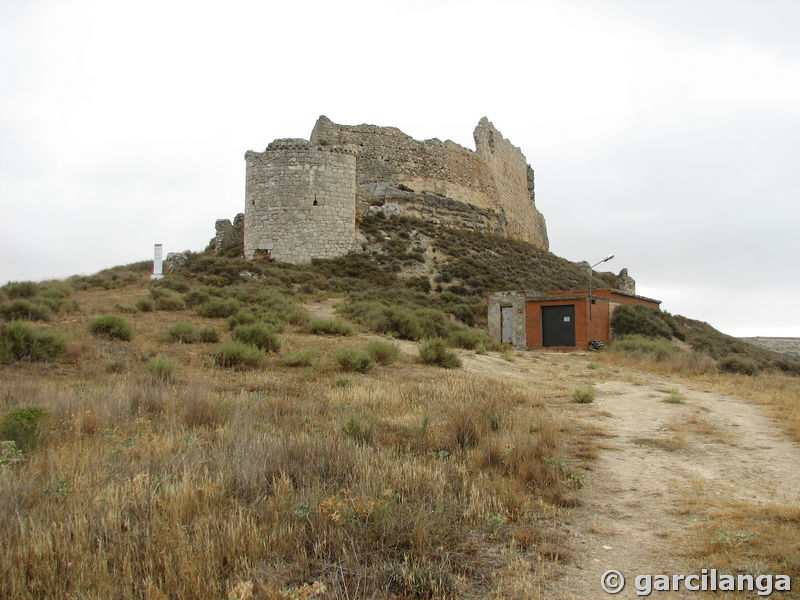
xmin=214 ymin=213 xmax=244 ymax=253
xmin=244 ymin=139 xmax=357 ymax=263
xmin=310 ymin=116 xmax=548 ymax=249
xmin=366 ymin=183 xmax=507 ymax=235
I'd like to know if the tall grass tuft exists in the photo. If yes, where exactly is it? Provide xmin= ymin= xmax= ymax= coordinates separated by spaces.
xmin=572 ymin=383 xmax=596 ymax=404
xmin=146 ymin=356 xmax=176 ymax=382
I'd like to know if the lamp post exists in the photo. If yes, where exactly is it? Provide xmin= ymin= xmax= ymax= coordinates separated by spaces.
xmin=588 ymin=254 xmax=614 ymax=320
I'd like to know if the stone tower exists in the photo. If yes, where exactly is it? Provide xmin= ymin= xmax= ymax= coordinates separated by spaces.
xmin=243 ymin=139 xmax=357 ymax=263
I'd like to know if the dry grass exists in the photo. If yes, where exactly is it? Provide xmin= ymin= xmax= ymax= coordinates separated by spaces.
xmin=682 ymin=499 xmax=800 ymax=598
xmin=0 ymin=277 xmax=585 ymax=599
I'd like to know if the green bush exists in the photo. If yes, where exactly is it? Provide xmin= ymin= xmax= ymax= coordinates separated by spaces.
xmin=611 ymin=305 xmax=674 ymax=339
xmin=146 ymin=356 xmax=176 ymax=382
xmin=364 ymin=340 xmax=399 ymax=365
xmin=227 ymin=309 xmax=258 ymax=330
xmin=183 ymin=288 xmax=212 ymax=307
xmin=305 ymin=318 xmax=355 ymax=336
xmin=198 ymin=327 xmax=220 ymax=343
xmin=719 ymin=354 xmax=762 ymax=376
xmin=151 ymin=276 xmax=190 ymax=293
xmin=573 ymin=383 xmax=596 ymax=404
xmin=1 ymin=407 xmax=47 ymax=451
xmin=418 ymin=338 xmax=461 ymax=369
xmin=87 ymin=314 xmax=134 ymax=341
xmin=167 ymin=322 xmax=199 ymax=343
xmin=1 ymin=281 xmax=38 ymax=299
xmin=334 ymin=348 xmax=374 ymax=373
xmin=196 ymin=298 xmax=240 ymax=318
xmin=0 ymin=322 xmax=66 ymax=362
xmin=0 ymin=299 xmax=50 ymax=322
xmin=608 ymin=335 xmax=675 ymax=362
xmin=135 ymin=297 xmax=154 ymax=312
xmin=231 ymin=324 xmax=280 ymax=352
xmin=154 ymin=290 xmax=186 ymax=311
xmin=449 ymin=327 xmax=491 ymax=350
xmin=211 ymin=341 xmax=265 ymax=369
xmin=282 ymin=347 xmax=321 ymax=368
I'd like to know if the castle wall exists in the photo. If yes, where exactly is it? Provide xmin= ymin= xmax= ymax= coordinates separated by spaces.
xmin=244 ymin=139 xmax=356 ymax=263
xmin=364 ymin=182 xmax=508 ymax=236
xmin=310 ymin=116 xmax=548 ymax=249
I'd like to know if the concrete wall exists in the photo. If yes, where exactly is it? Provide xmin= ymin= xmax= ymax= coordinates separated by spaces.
xmin=310 ymin=116 xmax=548 ymax=249
xmin=244 ymin=139 xmax=357 ymax=263
xmin=488 ymin=291 xmax=529 ymax=350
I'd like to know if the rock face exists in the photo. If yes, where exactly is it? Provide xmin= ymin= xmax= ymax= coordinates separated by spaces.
xmin=616 ymin=268 xmax=636 ymax=294
xmin=164 ymin=251 xmax=188 ymax=274
xmin=242 ymin=116 xmax=549 ymax=264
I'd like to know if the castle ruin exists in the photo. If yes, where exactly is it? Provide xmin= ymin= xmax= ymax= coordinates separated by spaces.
xmin=238 ymin=116 xmax=549 ymax=263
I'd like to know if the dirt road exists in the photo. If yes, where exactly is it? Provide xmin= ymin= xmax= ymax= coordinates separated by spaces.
xmin=462 ymin=352 xmax=800 ymax=599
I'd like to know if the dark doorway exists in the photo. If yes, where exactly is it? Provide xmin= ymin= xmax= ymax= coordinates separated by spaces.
xmin=542 ymin=305 xmax=576 ymax=347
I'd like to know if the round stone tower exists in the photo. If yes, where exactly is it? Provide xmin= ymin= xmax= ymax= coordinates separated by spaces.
xmin=244 ymin=139 xmax=357 ymax=263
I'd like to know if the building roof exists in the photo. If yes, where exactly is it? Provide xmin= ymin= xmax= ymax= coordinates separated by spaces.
xmin=490 ymin=289 xmax=661 ymax=305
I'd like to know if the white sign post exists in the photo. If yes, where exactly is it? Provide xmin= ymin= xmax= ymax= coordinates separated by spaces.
xmin=152 ymin=244 xmax=164 ymax=280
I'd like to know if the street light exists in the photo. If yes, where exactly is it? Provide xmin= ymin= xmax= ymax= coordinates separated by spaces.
xmin=588 ymin=254 xmax=614 ymax=320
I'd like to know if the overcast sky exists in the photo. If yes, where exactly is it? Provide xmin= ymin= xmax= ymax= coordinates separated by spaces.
xmin=2 ymin=0 xmax=799 ymax=337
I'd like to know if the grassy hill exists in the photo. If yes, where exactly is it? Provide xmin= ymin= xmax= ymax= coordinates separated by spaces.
xmin=1 ymin=220 xmax=797 ymax=598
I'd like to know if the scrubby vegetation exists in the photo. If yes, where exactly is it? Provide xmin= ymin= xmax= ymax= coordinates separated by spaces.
xmin=418 ymin=338 xmax=462 ymax=369
xmin=281 ymin=347 xmax=322 ymax=368
xmin=231 ymin=323 xmax=280 ymax=352
xmin=573 ymin=383 xmax=596 ymax=404
xmin=210 ymin=341 xmax=265 ymax=368
xmin=609 ymin=305 xmax=800 ymax=376
xmin=2 ymin=215 xmax=798 ymax=598
xmin=1 ymin=407 xmax=47 ymax=451
xmin=364 ymin=339 xmax=400 ymax=365
xmin=167 ymin=321 xmax=200 ymax=343
xmin=0 ymin=322 xmax=66 ymax=363
xmin=305 ymin=318 xmax=355 ymax=336
xmin=87 ymin=314 xmax=134 ymax=341
xmin=611 ymin=304 xmax=683 ymax=340
xmin=334 ymin=347 xmax=374 ymax=373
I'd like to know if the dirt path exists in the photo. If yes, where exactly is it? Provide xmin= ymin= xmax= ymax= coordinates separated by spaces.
xmin=461 ymin=352 xmax=800 ymax=599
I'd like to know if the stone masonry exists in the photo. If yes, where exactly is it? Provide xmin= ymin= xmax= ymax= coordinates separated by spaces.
xmin=214 ymin=213 xmax=244 ymax=253
xmin=244 ymin=139 xmax=357 ymax=262
xmin=242 ymin=116 xmax=549 ymax=264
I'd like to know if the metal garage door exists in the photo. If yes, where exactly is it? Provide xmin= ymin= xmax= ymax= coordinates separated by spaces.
xmin=542 ymin=305 xmax=575 ymax=347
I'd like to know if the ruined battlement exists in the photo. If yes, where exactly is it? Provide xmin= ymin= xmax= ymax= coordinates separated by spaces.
xmin=242 ymin=116 xmax=548 ymax=264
